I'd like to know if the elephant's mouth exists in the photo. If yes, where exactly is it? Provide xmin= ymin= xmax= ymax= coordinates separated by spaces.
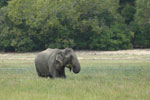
xmin=66 ymin=64 xmax=73 ymax=71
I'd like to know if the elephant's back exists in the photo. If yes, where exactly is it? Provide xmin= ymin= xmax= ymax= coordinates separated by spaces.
xmin=35 ymin=48 xmax=58 ymax=63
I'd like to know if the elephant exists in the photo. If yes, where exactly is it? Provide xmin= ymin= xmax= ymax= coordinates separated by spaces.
xmin=34 ymin=48 xmax=81 ymax=78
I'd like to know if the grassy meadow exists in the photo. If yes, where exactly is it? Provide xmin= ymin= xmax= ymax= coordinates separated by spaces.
xmin=0 ymin=51 xmax=150 ymax=100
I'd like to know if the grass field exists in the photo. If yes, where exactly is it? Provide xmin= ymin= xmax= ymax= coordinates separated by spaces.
xmin=0 ymin=50 xmax=150 ymax=100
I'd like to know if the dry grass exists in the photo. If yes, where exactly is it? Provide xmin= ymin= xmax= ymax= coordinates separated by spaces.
xmin=0 ymin=49 xmax=150 ymax=100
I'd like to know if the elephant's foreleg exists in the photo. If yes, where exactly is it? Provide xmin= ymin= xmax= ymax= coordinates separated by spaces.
xmin=51 ymin=70 xmax=59 ymax=78
xmin=51 ymin=70 xmax=66 ymax=78
xmin=59 ymin=68 xmax=66 ymax=78
xmin=60 ymin=74 xmax=66 ymax=78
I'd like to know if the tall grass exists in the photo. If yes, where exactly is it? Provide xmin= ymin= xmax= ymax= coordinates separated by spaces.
xmin=0 ymin=53 xmax=150 ymax=100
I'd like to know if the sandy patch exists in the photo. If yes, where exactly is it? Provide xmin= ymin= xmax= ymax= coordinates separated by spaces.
xmin=0 ymin=49 xmax=150 ymax=60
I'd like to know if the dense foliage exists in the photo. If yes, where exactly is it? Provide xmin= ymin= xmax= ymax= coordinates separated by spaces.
xmin=0 ymin=0 xmax=149 ymax=52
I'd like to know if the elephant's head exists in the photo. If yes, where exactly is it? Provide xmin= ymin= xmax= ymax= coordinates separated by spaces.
xmin=58 ymin=48 xmax=81 ymax=73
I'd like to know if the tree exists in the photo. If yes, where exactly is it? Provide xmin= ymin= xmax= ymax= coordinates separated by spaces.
xmin=0 ymin=0 xmax=135 ymax=51
xmin=133 ymin=0 xmax=150 ymax=48
xmin=0 ymin=0 xmax=10 ymax=8
xmin=0 ymin=6 xmax=15 ymax=51
xmin=72 ymin=0 xmax=124 ymax=50
xmin=8 ymin=0 xmax=78 ymax=50
xmin=121 ymin=4 xmax=136 ymax=24
xmin=135 ymin=0 xmax=150 ymax=25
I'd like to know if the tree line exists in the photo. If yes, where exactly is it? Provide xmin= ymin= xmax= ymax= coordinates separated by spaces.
xmin=0 ymin=0 xmax=150 ymax=52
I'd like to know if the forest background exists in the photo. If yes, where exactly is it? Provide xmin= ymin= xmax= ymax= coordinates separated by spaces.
xmin=0 ymin=0 xmax=150 ymax=52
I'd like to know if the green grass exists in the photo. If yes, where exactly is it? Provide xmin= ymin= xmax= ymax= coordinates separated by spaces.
xmin=0 ymin=53 xmax=150 ymax=100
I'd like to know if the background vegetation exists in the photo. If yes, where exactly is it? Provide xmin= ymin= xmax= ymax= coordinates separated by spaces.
xmin=0 ymin=0 xmax=150 ymax=52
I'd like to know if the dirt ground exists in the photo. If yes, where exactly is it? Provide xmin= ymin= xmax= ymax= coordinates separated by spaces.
xmin=0 ymin=49 xmax=150 ymax=61
xmin=76 ymin=49 xmax=150 ymax=60
xmin=76 ymin=49 xmax=150 ymax=55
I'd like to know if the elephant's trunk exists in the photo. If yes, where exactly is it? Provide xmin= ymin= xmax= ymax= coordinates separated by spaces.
xmin=73 ymin=65 xmax=80 ymax=73
xmin=72 ymin=57 xmax=81 ymax=74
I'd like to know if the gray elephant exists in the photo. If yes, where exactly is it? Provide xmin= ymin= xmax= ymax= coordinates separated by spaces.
xmin=34 ymin=48 xmax=81 ymax=78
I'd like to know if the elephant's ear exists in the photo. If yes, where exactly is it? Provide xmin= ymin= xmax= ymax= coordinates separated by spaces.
xmin=55 ymin=54 xmax=63 ymax=69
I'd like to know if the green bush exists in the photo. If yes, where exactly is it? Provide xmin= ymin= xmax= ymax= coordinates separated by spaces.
xmin=131 ymin=0 xmax=150 ymax=48
xmin=89 ymin=24 xmax=132 ymax=50
xmin=0 ymin=0 xmax=149 ymax=52
xmin=12 ymin=36 xmax=36 ymax=52
xmin=121 ymin=4 xmax=136 ymax=24
xmin=131 ymin=24 xmax=150 ymax=48
xmin=0 ymin=0 xmax=10 ymax=8
xmin=0 ymin=28 xmax=15 ymax=52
